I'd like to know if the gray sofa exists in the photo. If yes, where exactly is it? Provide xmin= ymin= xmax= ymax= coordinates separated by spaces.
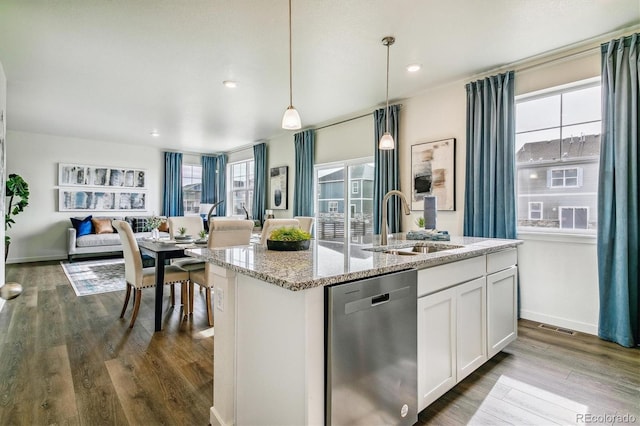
xmin=67 ymin=215 xmax=169 ymax=262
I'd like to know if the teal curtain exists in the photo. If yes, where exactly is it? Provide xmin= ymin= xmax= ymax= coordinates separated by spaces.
xmin=463 ymin=71 xmax=517 ymax=239
xmin=163 ymin=152 xmax=183 ymax=216
xmin=216 ymin=153 xmax=227 ymax=216
xmin=598 ymin=34 xmax=639 ymax=348
xmin=373 ymin=104 xmax=400 ymax=234
xmin=253 ymin=143 xmax=267 ymax=224
xmin=201 ymin=155 xmax=218 ymax=203
xmin=293 ymin=130 xmax=315 ymax=217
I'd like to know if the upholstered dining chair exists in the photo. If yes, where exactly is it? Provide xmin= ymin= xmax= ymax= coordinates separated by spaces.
xmin=294 ymin=216 xmax=315 ymax=235
xmin=259 ymin=218 xmax=301 ymax=245
xmin=168 ymin=216 xmax=207 ymax=271
xmin=189 ymin=219 xmax=254 ymax=326
xmin=113 ymin=220 xmax=190 ymax=328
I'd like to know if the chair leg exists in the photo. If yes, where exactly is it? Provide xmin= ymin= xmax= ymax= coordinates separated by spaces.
xmin=181 ymin=281 xmax=189 ymax=314
xmin=130 ymin=289 xmax=142 ymax=328
xmin=205 ymin=287 xmax=213 ymax=327
xmin=170 ymin=284 xmax=176 ymax=306
xmin=120 ymin=284 xmax=132 ymax=318
xmin=189 ymin=282 xmax=195 ymax=315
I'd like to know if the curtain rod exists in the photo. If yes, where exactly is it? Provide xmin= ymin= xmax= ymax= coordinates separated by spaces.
xmin=465 ymin=24 xmax=640 ymax=83
xmin=314 ymin=103 xmax=404 ymax=131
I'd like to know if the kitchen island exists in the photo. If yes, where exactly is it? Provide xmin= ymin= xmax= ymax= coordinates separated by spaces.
xmin=186 ymin=235 xmax=522 ymax=426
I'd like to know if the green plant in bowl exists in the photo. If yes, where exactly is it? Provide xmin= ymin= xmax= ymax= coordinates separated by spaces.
xmin=267 ymin=226 xmax=311 ymax=251
xmin=198 ymin=229 xmax=207 ymax=239
xmin=178 ymin=227 xmax=187 ymax=236
xmin=415 ymin=216 xmax=425 ymax=228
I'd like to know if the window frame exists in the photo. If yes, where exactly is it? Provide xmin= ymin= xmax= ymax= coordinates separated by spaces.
xmin=515 ymin=77 xmax=600 ymax=237
xmin=182 ymin=162 xmax=202 ymax=215
xmin=528 ymin=202 xmax=543 ymax=220
xmin=227 ymin=159 xmax=255 ymax=218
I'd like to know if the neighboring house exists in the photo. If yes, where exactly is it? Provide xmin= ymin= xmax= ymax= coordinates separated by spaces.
xmin=183 ymin=182 xmax=202 ymax=214
xmin=516 ymin=134 xmax=600 ymax=230
xmin=317 ymin=164 xmax=375 ymax=239
xmin=317 ymin=164 xmax=374 ymax=217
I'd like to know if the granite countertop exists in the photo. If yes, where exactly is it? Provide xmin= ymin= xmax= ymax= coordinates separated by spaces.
xmin=185 ymin=235 xmax=522 ymax=291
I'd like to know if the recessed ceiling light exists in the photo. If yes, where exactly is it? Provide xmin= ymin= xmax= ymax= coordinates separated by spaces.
xmin=406 ymin=64 xmax=422 ymax=73
xmin=150 ymin=130 xmax=160 ymax=137
xmin=223 ymin=80 xmax=238 ymax=88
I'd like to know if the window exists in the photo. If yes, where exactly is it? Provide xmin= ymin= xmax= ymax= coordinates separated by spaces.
xmin=328 ymin=201 xmax=338 ymax=213
xmin=560 ymin=207 xmax=589 ymax=229
xmin=351 ymin=181 xmax=359 ymax=194
xmin=228 ymin=159 xmax=254 ymax=217
xmin=516 ymin=79 xmax=600 ymax=233
xmin=182 ymin=164 xmax=202 ymax=214
xmin=528 ymin=202 xmax=542 ymax=220
xmin=548 ymin=167 xmax=581 ymax=188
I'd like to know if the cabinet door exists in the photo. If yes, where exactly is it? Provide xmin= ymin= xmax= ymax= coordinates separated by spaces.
xmin=487 ymin=266 xmax=518 ymax=358
xmin=417 ymin=287 xmax=456 ymax=411
xmin=456 ymin=277 xmax=487 ymax=382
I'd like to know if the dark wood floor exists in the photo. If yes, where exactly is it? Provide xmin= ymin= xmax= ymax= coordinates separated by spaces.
xmin=1 ymin=261 xmax=638 ymax=425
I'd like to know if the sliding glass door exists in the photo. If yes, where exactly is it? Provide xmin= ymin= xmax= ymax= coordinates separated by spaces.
xmin=315 ymin=157 xmax=374 ymax=247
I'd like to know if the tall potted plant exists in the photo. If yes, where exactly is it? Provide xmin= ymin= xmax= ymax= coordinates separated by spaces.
xmin=5 ymin=173 xmax=29 ymax=260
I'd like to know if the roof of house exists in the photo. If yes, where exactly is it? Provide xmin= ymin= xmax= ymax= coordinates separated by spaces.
xmin=319 ymin=164 xmax=375 ymax=183
xmin=516 ymin=134 xmax=600 ymax=164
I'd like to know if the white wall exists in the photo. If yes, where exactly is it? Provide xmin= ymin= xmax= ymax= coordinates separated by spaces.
xmin=5 ymin=131 xmax=165 ymax=263
xmin=0 ymin=61 xmax=6 ymax=312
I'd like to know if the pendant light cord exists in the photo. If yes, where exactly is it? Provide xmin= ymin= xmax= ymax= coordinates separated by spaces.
xmin=385 ymin=41 xmax=390 ymax=132
xmin=288 ymin=0 xmax=293 ymax=107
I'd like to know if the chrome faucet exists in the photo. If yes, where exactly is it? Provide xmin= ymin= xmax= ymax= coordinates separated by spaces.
xmin=380 ymin=190 xmax=411 ymax=246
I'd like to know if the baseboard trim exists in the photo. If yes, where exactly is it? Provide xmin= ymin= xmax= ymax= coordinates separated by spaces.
xmin=520 ymin=309 xmax=597 ymax=336
xmin=6 ymin=254 xmax=67 ymax=264
xmin=210 ymin=406 xmax=228 ymax=426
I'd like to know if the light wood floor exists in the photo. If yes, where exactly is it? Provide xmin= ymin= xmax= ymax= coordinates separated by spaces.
xmin=1 ymin=261 xmax=638 ymax=425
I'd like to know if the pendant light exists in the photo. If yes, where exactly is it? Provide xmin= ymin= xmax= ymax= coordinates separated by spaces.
xmin=379 ymin=36 xmax=395 ymax=150
xmin=282 ymin=0 xmax=301 ymax=130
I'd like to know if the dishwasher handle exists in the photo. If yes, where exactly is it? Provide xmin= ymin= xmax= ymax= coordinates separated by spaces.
xmin=344 ymin=286 xmax=411 ymax=315
xmin=371 ymin=293 xmax=390 ymax=306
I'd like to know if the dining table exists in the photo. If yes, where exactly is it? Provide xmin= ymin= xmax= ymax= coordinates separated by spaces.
xmin=137 ymin=239 xmax=195 ymax=332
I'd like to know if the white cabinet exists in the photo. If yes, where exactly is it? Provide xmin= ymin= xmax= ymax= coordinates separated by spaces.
xmin=417 ymin=274 xmax=487 ymax=411
xmin=487 ymin=265 xmax=518 ymax=357
xmin=417 ymin=287 xmax=456 ymax=410
xmin=417 ymin=249 xmax=517 ymax=412
xmin=456 ymin=277 xmax=487 ymax=381
xmin=486 ymin=249 xmax=518 ymax=358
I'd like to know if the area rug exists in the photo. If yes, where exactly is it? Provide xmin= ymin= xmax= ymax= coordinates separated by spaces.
xmin=61 ymin=258 xmax=126 ymax=296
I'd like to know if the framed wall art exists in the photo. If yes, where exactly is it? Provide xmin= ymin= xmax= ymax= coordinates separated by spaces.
xmin=411 ymin=138 xmax=456 ymax=211
xmin=269 ymin=166 xmax=288 ymax=210
xmin=58 ymin=163 xmax=147 ymax=188
xmin=59 ymin=189 xmax=147 ymax=211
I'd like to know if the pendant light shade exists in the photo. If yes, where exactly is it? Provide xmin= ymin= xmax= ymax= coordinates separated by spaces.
xmin=379 ymin=36 xmax=395 ymax=150
xmin=282 ymin=106 xmax=301 ymax=129
xmin=282 ymin=0 xmax=301 ymax=130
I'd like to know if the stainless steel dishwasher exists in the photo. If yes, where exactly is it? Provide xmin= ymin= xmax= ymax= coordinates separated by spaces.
xmin=325 ymin=269 xmax=417 ymax=426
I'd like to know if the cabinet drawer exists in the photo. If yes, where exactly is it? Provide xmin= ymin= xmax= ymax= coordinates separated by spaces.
xmin=486 ymin=249 xmax=517 ymax=274
xmin=418 ymin=256 xmax=485 ymax=297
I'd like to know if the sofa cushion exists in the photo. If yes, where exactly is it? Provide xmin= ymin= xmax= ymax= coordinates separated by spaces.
xmin=76 ymin=232 xmax=121 ymax=247
xmin=71 ymin=215 xmax=93 ymax=237
xmin=131 ymin=217 xmax=149 ymax=233
xmin=92 ymin=218 xmax=114 ymax=234
xmin=158 ymin=219 xmax=169 ymax=232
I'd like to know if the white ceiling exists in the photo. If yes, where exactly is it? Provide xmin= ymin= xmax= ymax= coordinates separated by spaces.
xmin=0 ymin=0 xmax=638 ymax=154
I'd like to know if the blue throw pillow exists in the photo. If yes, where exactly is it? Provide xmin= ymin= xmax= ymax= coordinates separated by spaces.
xmin=71 ymin=215 xmax=93 ymax=237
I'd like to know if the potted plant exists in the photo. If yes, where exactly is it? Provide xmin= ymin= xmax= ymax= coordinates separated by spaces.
xmin=5 ymin=174 xmax=30 ymax=260
xmin=267 ymin=226 xmax=311 ymax=251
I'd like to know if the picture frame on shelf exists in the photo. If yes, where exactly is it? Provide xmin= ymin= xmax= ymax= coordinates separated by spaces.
xmin=269 ymin=166 xmax=288 ymax=210
xmin=410 ymin=138 xmax=455 ymax=211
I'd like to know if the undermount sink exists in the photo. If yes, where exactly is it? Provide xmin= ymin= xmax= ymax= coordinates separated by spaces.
xmin=381 ymin=244 xmax=463 ymax=256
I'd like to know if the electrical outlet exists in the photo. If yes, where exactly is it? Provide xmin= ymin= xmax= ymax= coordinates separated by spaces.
xmin=216 ymin=287 xmax=224 ymax=312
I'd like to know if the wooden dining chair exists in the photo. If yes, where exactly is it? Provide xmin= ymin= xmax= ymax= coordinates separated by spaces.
xmin=113 ymin=220 xmax=190 ymax=328
xmin=189 ymin=219 xmax=254 ymax=326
